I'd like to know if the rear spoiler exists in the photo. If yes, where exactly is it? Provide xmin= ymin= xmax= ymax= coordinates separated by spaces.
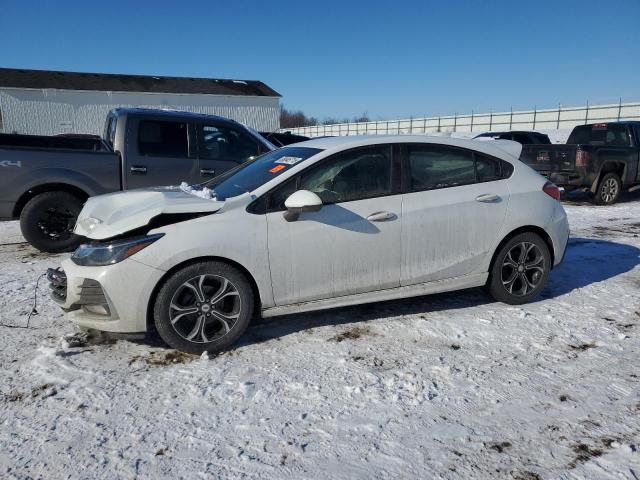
xmin=488 ymin=139 xmax=523 ymax=159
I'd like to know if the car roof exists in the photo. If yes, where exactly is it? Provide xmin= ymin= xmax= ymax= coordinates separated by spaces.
xmin=112 ymin=107 xmax=240 ymax=125
xmin=477 ymin=131 xmax=545 ymax=136
xmin=293 ymin=134 xmax=522 ymax=160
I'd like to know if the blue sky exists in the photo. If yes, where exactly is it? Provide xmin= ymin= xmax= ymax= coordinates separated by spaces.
xmin=1 ymin=0 xmax=638 ymax=120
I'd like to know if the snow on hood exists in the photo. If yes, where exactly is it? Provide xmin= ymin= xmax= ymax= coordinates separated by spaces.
xmin=180 ymin=181 xmax=215 ymax=199
xmin=74 ymin=186 xmax=224 ymax=240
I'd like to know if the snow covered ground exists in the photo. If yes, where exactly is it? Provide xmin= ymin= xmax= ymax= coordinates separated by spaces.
xmin=1 ymin=193 xmax=639 ymax=479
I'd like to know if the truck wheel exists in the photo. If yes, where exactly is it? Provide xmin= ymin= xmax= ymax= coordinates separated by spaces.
xmin=19 ymin=191 xmax=84 ymax=253
xmin=593 ymin=172 xmax=622 ymax=205
xmin=153 ymin=261 xmax=254 ymax=355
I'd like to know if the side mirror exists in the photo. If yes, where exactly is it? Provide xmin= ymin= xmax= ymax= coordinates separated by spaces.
xmin=283 ymin=190 xmax=322 ymax=222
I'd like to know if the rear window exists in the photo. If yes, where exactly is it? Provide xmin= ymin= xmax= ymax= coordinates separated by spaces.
xmin=569 ymin=124 xmax=630 ymax=146
xmin=138 ymin=120 xmax=188 ymax=157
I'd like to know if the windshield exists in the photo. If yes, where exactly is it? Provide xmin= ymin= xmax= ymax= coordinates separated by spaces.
xmin=204 ymin=146 xmax=323 ymax=200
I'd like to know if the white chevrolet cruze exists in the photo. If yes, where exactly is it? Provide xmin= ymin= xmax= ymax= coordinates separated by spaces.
xmin=49 ymin=136 xmax=569 ymax=354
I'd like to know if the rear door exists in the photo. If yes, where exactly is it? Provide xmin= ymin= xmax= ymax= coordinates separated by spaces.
xmin=125 ymin=118 xmax=198 ymax=189
xmin=400 ymin=144 xmax=511 ymax=285
xmin=195 ymin=123 xmax=263 ymax=181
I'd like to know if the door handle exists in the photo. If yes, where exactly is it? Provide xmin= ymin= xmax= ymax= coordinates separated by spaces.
xmin=200 ymin=168 xmax=216 ymax=176
xmin=367 ymin=211 xmax=396 ymax=222
xmin=130 ymin=166 xmax=147 ymax=174
xmin=475 ymin=193 xmax=500 ymax=203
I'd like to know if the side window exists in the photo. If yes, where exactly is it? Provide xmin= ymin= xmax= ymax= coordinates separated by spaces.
xmin=605 ymin=125 xmax=630 ymax=146
xmin=267 ymin=177 xmax=298 ymax=212
xmin=198 ymin=125 xmax=260 ymax=163
xmin=298 ymin=146 xmax=392 ymax=204
xmin=511 ymin=134 xmax=531 ymax=145
xmin=138 ymin=120 xmax=188 ymax=157
xmin=475 ymin=153 xmax=502 ymax=182
xmin=408 ymin=145 xmax=475 ymax=191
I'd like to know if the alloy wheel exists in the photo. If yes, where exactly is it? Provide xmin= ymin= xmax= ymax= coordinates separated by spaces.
xmin=600 ymin=177 xmax=619 ymax=204
xmin=501 ymin=242 xmax=546 ymax=296
xmin=169 ymin=275 xmax=241 ymax=343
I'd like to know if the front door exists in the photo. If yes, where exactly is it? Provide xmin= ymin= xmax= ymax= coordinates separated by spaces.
xmin=401 ymin=144 xmax=510 ymax=285
xmin=265 ymin=145 xmax=402 ymax=306
xmin=126 ymin=119 xmax=199 ymax=189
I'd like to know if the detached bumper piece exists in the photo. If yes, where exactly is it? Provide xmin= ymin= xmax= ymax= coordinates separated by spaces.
xmin=47 ymin=268 xmax=67 ymax=303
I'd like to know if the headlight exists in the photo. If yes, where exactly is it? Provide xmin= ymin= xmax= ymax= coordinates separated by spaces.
xmin=71 ymin=234 xmax=164 ymax=266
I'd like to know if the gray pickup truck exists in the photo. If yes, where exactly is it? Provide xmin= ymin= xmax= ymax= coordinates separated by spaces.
xmin=0 ymin=108 xmax=274 ymax=252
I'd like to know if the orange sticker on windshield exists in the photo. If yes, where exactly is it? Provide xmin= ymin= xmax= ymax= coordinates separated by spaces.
xmin=269 ymin=165 xmax=286 ymax=173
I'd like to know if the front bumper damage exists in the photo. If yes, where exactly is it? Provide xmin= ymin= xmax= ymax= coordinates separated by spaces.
xmin=46 ymin=258 xmax=165 ymax=333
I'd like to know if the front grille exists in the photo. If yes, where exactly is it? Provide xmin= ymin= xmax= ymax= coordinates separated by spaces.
xmin=77 ymin=278 xmax=107 ymax=305
xmin=47 ymin=268 xmax=67 ymax=302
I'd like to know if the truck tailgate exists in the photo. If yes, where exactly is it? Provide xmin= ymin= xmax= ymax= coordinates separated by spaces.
xmin=520 ymin=144 xmax=578 ymax=172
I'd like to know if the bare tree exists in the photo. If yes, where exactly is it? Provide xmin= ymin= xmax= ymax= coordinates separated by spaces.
xmin=280 ymin=105 xmax=317 ymax=129
xmin=280 ymin=106 xmax=371 ymax=128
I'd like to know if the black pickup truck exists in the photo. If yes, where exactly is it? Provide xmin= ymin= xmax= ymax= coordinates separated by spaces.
xmin=0 ymin=108 xmax=274 ymax=252
xmin=520 ymin=122 xmax=640 ymax=205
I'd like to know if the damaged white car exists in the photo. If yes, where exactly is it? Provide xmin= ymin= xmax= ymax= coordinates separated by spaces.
xmin=48 ymin=136 xmax=569 ymax=354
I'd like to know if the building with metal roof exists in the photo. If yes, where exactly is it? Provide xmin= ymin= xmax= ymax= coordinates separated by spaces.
xmin=0 ymin=68 xmax=281 ymax=135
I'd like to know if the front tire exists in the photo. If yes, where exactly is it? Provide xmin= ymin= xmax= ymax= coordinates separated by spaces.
xmin=488 ymin=232 xmax=551 ymax=305
xmin=19 ymin=191 xmax=84 ymax=253
xmin=153 ymin=261 xmax=254 ymax=354
xmin=593 ymin=172 xmax=622 ymax=205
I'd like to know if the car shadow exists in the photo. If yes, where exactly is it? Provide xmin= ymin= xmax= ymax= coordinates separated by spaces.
xmin=302 ymin=204 xmax=381 ymax=234
xmin=237 ymin=236 xmax=640 ymax=347
xmin=540 ymin=236 xmax=640 ymax=298
xmin=562 ymin=190 xmax=639 ymax=206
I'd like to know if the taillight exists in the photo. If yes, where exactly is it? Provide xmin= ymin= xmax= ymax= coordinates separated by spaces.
xmin=575 ymin=148 xmax=589 ymax=167
xmin=543 ymin=181 xmax=561 ymax=201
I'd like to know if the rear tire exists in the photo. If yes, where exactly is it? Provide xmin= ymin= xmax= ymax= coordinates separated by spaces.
xmin=19 ymin=191 xmax=84 ymax=253
xmin=487 ymin=232 xmax=551 ymax=305
xmin=153 ymin=261 xmax=254 ymax=355
xmin=593 ymin=172 xmax=622 ymax=205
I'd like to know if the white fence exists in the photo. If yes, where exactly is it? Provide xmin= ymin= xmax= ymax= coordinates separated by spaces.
xmin=284 ymin=101 xmax=640 ymax=137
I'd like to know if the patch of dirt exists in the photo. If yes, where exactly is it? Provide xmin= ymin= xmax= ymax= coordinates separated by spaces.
xmin=3 ymin=383 xmax=57 ymax=403
xmin=350 ymin=355 xmax=391 ymax=369
xmin=511 ymin=472 xmax=542 ymax=480
xmin=450 ymin=343 xmax=461 ymax=350
xmin=329 ymin=325 xmax=375 ymax=343
xmin=568 ymin=342 xmax=596 ymax=351
xmin=568 ymin=443 xmax=604 ymax=468
xmin=129 ymin=350 xmax=197 ymax=366
xmin=487 ymin=441 xmax=512 ymax=453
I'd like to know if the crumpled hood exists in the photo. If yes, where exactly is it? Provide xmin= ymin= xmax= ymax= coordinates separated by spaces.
xmin=74 ymin=187 xmax=224 ymax=240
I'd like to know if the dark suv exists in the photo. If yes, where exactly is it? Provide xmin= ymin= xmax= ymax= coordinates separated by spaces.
xmin=474 ymin=131 xmax=552 ymax=145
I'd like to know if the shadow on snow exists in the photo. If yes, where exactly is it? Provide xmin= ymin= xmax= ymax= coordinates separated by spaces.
xmin=238 ymin=237 xmax=640 ymax=346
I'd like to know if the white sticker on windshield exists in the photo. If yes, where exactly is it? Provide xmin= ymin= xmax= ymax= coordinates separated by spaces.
xmin=275 ymin=156 xmax=304 ymax=165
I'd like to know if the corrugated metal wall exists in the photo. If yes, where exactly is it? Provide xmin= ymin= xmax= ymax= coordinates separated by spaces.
xmin=0 ymin=88 xmax=280 ymax=135
xmin=285 ymin=101 xmax=640 ymax=137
